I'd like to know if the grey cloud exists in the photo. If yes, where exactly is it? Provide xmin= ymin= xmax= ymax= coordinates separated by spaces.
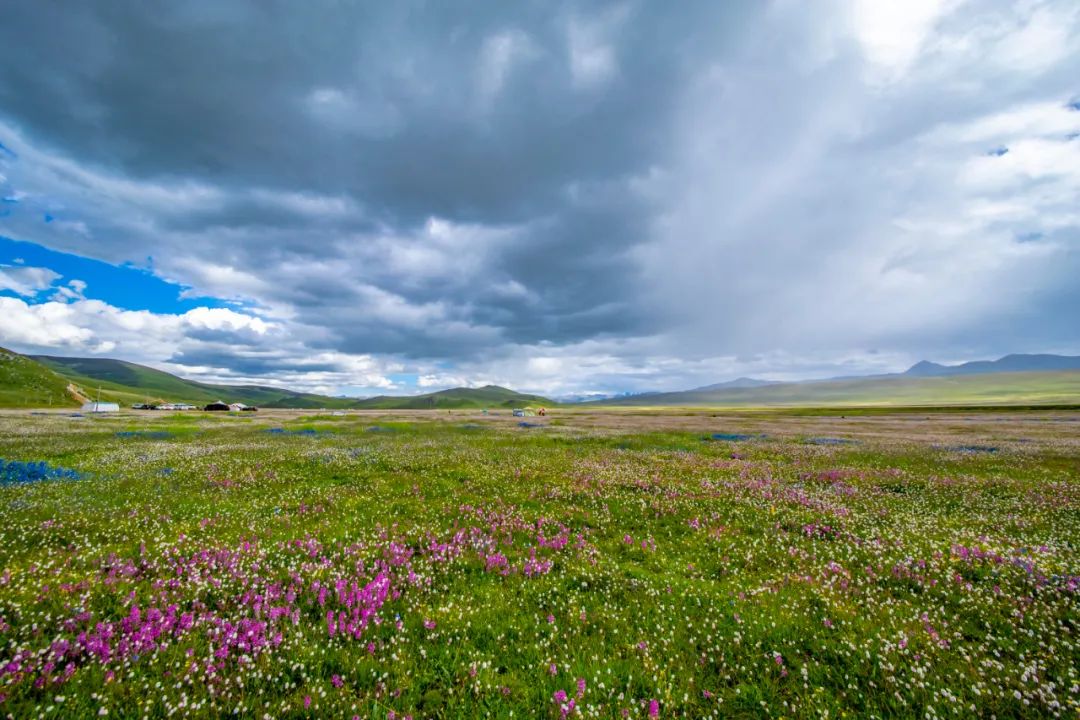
xmin=1 ymin=1 xmax=1078 ymax=393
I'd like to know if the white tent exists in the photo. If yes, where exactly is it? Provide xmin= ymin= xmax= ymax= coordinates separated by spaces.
xmin=81 ymin=401 xmax=120 ymax=413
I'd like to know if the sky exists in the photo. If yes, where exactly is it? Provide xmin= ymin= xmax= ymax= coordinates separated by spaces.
xmin=0 ymin=1 xmax=1078 ymax=398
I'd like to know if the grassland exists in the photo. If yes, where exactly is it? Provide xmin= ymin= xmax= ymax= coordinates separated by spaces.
xmin=0 ymin=408 xmax=1076 ymax=718
xmin=596 ymin=370 xmax=1080 ymax=407
xmin=0 ymin=347 xmax=80 ymax=408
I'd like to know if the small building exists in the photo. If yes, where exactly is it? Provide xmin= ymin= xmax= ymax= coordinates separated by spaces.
xmin=512 ymin=408 xmax=525 ymax=417
xmin=204 ymin=401 xmax=230 ymax=411
xmin=81 ymin=401 xmax=120 ymax=413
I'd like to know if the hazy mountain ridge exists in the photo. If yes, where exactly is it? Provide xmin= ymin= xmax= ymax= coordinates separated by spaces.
xmin=3 ymin=349 xmax=1078 ymax=409
xmin=585 ymin=354 xmax=1080 ymax=407
xmin=902 ymin=354 xmax=1080 ymax=377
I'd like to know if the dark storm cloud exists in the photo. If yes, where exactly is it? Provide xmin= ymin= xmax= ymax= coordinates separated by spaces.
xmin=1 ymin=0 xmax=1078 ymax=393
xmin=0 ymin=0 xmax=744 ymax=359
xmin=0 ymin=1 xmax=712 ymax=220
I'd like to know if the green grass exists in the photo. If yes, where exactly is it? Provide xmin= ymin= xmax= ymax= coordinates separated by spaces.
xmin=0 ymin=347 xmax=79 ymax=407
xmin=0 ymin=410 xmax=1076 ymax=718
xmin=596 ymin=370 xmax=1080 ymax=407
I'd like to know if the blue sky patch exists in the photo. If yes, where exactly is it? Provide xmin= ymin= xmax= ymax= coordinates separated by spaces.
xmin=0 ymin=235 xmax=231 ymax=313
xmin=986 ymin=146 xmax=1008 ymax=157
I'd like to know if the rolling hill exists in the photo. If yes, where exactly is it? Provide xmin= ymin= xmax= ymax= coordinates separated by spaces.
xmin=590 ymin=370 xmax=1080 ymax=407
xmin=31 ymin=355 xmax=358 ymax=409
xmin=22 ymin=353 xmax=553 ymax=410
xmin=0 ymin=347 xmax=83 ymax=408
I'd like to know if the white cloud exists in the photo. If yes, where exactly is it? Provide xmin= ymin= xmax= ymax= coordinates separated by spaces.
xmin=0 ymin=264 xmax=60 ymax=296
xmin=995 ymin=5 xmax=1077 ymax=72
xmin=850 ymin=0 xmax=956 ymax=77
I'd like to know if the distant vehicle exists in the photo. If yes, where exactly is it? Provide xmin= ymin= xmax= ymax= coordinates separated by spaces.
xmin=512 ymin=408 xmax=525 ymax=417
xmin=241 ymin=405 xmax=258 ymax=412
xmin=132 ymin=403 xmax=158 ymax=410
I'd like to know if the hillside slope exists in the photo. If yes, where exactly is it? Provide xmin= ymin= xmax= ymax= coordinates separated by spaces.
xmin=29 ymin=354 xmax=552 ymax=409
xmin=903 ymin=353 xmax=1080 ymax=377
xmin=0 ymin=348 xmax=82 ymax=407
xmin=592 ymin=370 xmax=1080 ymax=407
xmin=32 ymin=355 xmax=361 ymax=408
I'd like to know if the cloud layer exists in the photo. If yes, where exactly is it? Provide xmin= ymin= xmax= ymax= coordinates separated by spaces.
xmin=0 ymin=1 xmax=1078 ymax=395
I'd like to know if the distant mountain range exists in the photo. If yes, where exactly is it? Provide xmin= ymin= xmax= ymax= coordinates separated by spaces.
xmin=0 ymin=348 xmax=551 ymax=409
xmin=1 ymin=348 xmax=1077 ymax=409
xmin=901 ymin=354 xmax=1080 ymax=377
xmin=585 ymin=353 xmax=1080 ymax=407
xmin=690 ymin=377 xmax=781 ymax=392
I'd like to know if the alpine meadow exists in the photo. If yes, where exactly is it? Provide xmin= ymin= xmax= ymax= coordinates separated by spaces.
xmin=1 ymin=2 xmax=1079 ymax=719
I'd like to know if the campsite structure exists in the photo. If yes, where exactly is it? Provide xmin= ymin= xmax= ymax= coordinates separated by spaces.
xmin=81 ymin=401 xmax=120 ymax=413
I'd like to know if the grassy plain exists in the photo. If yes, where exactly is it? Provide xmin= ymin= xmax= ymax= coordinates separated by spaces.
xmin=0 ymin=407 xmax=1077 ymax=718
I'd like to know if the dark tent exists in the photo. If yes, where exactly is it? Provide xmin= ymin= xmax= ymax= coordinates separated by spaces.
xmin=204 ymin=401 xmax=230 ymax=411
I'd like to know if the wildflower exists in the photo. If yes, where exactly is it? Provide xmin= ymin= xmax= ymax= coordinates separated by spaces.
xmin=648 ymin=698 xmax=659 ymax=717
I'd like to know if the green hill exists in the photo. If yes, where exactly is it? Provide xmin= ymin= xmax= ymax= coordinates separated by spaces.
xmin=32 ymin=355 xmax=360 ymax=408
xmin=0 ymin=347 xmax=83 ymax=407
xmin=592 ymin=370 xmax=1080 ymax=407
xmin=354 ymin=385 xmax=552 ymax=409
xmin=26 ymin=353 xmax=553 ymax=410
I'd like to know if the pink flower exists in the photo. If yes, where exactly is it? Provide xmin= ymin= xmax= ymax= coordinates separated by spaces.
xmin=576 ymin=677 xmax=586 ymax=698
xmin=648 ymin=698 xmax=659 ymax=717
xmin=553 ymin=689 xmax=568 ymax=703
xmin=547 ymin=614 xmax=555 ymax=624
xmin=331 ymin=674 xmax=343 ymax=688
xmin=303 ymin=695 xmax=312 ymax=709
xmin=423 ymin=619 xmax=436 ymax=630
xmin=549 ymin=663 xmax=558 ymax=675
